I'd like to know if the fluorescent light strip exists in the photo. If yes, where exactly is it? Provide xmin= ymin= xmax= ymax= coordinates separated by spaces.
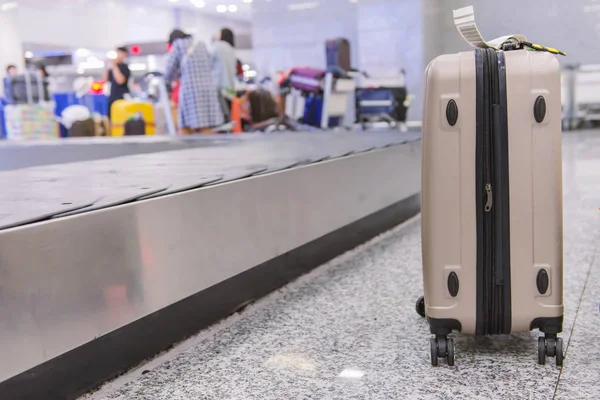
xmin=1 ymin=2 xmax=18 ymax=11
xmin=129 ymin=63 xmax=148 ymax=71
xmin=288 ymin=1 xmax=320 ymax=11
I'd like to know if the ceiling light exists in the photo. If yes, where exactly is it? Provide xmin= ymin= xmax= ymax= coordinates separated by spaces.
xmin=216 ymin=4 xmax=227 ymax=12
xmin=75 ymin=48 xmax=91 ymax=57
xmin=168 ymin=0 xmax=179 ymax=2
xmin=24 ymin=51 xmax=34 ymax=59
xmin=78 ymin=59 xmax=105 ymax=70
xmin=106 ymin=51 xmax=117 ymax=59
xmin=288 ymin=2 xmax=320 ymax=11
xmin=129 ymin=63 xmax=148 ymax=71
xmin=190 ymin=0 xmax=205 ymax=7
xmin=0 ymin=2 xmax=18 ymax=11
xmin=228 ymin=4 xmax=237 ymax=12
xmin=242 ymin=0 xmax=253 ymax=3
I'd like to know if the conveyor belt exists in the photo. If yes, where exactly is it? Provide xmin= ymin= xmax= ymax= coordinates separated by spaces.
xmin=0 ymin=130 xmax=420 ymax=230
xmin=0 ymin=135 xmax=224 ymax=171
xmin=0 ymin=129 xmax=422 ymax=400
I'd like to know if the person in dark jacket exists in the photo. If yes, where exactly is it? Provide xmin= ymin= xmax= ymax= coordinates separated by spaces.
xmin=103 ymin=46 xmax=131 ymax=120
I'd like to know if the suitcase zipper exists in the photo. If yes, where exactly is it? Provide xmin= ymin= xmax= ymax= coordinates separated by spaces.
xmin=485 ymin=184 xmax=493 ymax=212
xmin=476 ymin=48 xmax=511 ymax=336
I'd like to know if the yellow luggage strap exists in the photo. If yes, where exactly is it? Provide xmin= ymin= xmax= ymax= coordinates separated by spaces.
xmin=520 ymin=41 xmax=566 ymax=56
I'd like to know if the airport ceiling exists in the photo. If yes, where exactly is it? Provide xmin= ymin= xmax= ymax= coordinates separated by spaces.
xmin=3 ymin=0 xmax=254 ymax=20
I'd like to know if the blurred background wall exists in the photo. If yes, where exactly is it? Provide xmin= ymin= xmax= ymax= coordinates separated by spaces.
xmin=251 ymin=0 xmax=599 ymax=120
xmin=432 ymin=0 xmax=596 ymax=66
xmin=252 ymin=0 xmax=359 ymax=76
xmin=252 ymin=0 xmax=427 ymax=118
xmin=1 ymin=0 xmax=598 ymax=122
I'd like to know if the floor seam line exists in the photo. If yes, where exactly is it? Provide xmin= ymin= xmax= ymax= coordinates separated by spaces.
xmin=552 ymin=246 xmax=598 ymax=400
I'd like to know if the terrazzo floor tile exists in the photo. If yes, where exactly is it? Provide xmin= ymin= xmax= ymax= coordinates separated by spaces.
xmin=554 ymin=248 xmax=600 ymax=400
xmin=85 ymin=131 xmax=600 ymax=400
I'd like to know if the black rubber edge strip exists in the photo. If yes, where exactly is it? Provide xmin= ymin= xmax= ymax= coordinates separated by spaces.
xmin=0 ymin=193 xmax=421 ymax=400
xmin=474 ymin=48 xmax=486 ymax=336
xmin=488 ymin=48 xmax=499 ymax=335
xmin=495 ymin=50 xmax=512 ymax=334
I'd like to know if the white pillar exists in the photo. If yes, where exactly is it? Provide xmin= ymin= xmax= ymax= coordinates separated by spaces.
xmin=0 ymin=10 xmax=25 ymax=80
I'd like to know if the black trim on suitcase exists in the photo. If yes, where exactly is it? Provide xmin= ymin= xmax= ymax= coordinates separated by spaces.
xmin=530 ymin=316 xmax=564 ymax=335
xmin=475 ymin=49 xmax=512 ymax=336
xmin=475 ymin=49 xmax=486 ymax=336
xmin=495 ymin=51 xmax=512 ymax=334
xmin=428 ymin=317 xmax=462 ymax=335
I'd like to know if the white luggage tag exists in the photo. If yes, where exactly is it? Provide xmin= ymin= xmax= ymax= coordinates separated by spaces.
xmin=453 ymin=6 xmax=566 ymax=56
xmin=453 ymin=6 xmax=526 ymax=50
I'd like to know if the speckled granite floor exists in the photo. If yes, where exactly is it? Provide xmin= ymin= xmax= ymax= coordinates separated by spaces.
xmin=85 ymin=131 xmax=600 ymax=400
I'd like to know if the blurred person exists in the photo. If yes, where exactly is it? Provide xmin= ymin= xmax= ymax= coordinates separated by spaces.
xmin=3 ymin=64 xmax=17 ymax=98
xmin=103 ymin=46 xmax=131 ymax=120
xmin=5 ymin=64 xmax=17 ymax=76
xmin=35 ymin=63 xmax=51 ymax=101
xmin=236 ymin=59 xmax=244 ymax=79
xmin=36 ymin=64 xmax=48 ymax=78
xmin=165 ymin=29 xmax=224 ymax=134
xmin=212 ymin=28 xmax=238 ymax=118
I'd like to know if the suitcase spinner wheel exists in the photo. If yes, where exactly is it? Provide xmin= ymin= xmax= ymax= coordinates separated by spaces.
xmin=416 ymin=296 xmax=426 ymax=318
xmin=538 ymin=335 xmax=564 ymax=366
xmin=430 ymin=336 xmax=455 ymax=367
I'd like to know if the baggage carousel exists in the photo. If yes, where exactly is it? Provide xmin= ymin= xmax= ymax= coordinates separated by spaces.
xmin=0 ymin=135 xmax=219 ymax=171
xmin=0 ymin=130 xmax=422 ymax=400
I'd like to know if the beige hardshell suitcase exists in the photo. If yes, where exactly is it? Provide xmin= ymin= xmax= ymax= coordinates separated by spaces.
xmin=418 ymin=40 xmax=565 ymax=367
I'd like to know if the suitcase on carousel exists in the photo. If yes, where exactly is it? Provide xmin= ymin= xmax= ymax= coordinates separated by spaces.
xmin=418 ymin=6 xmax=566 ymax=368
xmin=355 ymin=88 xmax=396 ymax=125
xmin=326 ymin=38 xmax=351 ymax=72
xmin=110 ymin=100 xmax=155 ymax=136
xmin=280 ymin=67 xmax=325 ymax=94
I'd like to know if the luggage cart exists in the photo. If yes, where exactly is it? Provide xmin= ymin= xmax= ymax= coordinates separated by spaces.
xmin=355 ymin=70 xmax=409 ymax=131
xmin=320 ymin=70 xmax=356 ymax=129
xmin=3 ymin=71 xmax=58 ymax=140
xmin=145 ymin=72 xmax=178 ymax=136
xmin=280 ymin=67 xmax=356 ymax=129
xmin=566 ymin=64 xmax=600 ymax=129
